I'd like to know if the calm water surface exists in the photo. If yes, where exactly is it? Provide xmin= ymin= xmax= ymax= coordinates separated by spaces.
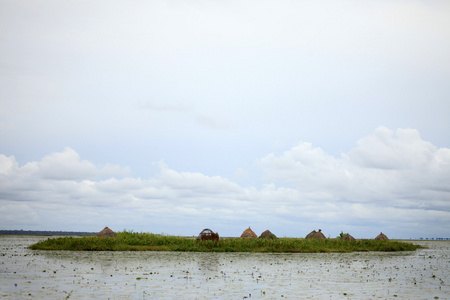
xmin=0 ymin=236 xmax=448 ymax=299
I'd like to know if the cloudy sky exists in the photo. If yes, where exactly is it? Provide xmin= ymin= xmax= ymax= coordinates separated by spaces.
xmin=1 ymin=0 xmax=449 ymax=238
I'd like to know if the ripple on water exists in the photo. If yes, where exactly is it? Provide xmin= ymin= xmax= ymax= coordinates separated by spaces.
xmin=0 ymin=236 xmax=448 ymax=299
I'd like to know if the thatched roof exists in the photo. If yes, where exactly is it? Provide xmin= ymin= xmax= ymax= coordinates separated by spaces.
xmin=241 ymin=227 xmax=257 ymax=238
xmin=341 ymin=233 xmax=356 ymax=241
xmin=259 ymin=229 xmax=277 ymax=239
xmin=305 ymin=229 xmax=326 ymax=239
xmin=96 ymin=227 xmax=116 ymax=238
xmin=375 ymin=232 xmax=389 ymax=240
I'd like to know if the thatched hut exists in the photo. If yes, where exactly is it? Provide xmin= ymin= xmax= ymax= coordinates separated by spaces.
xmin=259 ymin=229 xmax=277 ymax=239
xmin=197 ymin=228 xmax=219 ymax=242
xmin=341 ymin=233 xmax=356 ymax=241
xmin=305 ymin=229 xmax=326 ymax=239
xmin=96 ymin=226 xmax=116 ymax=238
xmin=375 ymin=232 xmax=389 ymax=240
xmin=241 ymin=227 xmax=257 ymax=238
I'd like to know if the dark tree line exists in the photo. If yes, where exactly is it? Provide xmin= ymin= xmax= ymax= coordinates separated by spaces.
xmin=0 ymin=230 xmax=95 ymax=236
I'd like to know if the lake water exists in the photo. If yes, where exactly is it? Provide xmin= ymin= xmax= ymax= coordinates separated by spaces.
xmin=0 ymin=236 xmax=448 ymax=299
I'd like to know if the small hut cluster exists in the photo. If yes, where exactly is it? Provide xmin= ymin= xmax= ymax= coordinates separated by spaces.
xmin=194 ymin=227 xmax=278 ymax=242
xmin=96 ymin=226 xmax=116 ymax=238
xmin=336 ymin=232 xmax=389 ymax=241
xmin=94 ymin=226 xmax=389 ymax=242
xmin=239 ymin=227 xmax=277 ymax=239
xmin=197 ymin=228 xmax=219 ymax=242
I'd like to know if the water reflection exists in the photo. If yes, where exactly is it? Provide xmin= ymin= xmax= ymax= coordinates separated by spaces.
xmin=1 ymin=236 xmax=449 ymax=299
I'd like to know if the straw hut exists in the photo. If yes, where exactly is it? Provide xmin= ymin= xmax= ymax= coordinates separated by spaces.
xmin=241 ymin=227 xmax=257 ymax=238
xmin=305 ymin=229 xmax=326 ymax=239
xmin=96 ymin=226 xmax=116 ymax=238
xmin=197 ymin=228 xmax=219 ymax=242
xmin=259 ymin=229 xmax=277 ymax=239
xmin=341 ymin=233 xmax=356 ymax=241
xmin=375 ymin=232 xmax=389 ymax=240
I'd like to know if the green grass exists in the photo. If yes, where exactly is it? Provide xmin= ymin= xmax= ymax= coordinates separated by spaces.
xmin=28 ymin=231 xmax=423 ymax=252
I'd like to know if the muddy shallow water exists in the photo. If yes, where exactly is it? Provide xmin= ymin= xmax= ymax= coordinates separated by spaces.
xmin=0 ymin=236 xmax=448 ymax=299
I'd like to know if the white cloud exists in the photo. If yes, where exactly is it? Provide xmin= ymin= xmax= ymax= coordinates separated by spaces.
xmin=1 ymin=129 xmax=448 ymax=238
xmin=347 ymin=126 xmax=436 ymax=170
xmin=0 ymin=203 xmax=40 ymax=225
xmin=0 ymin=154 xmax=19 ymax=175
xmin=260 ymin=127 xmax=450 ymax=211
xmin=260 ymin=142 xmax=349 ymax=191
xmin=1 ymin=1 xmax=449 ymax=238
xmin=155 ymin=160 xmax=242 ymax=195
xmin=31 ymin=147 xmax=130 ymax=180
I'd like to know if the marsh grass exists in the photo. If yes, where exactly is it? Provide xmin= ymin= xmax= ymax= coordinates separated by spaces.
xmin=29 ymin=231 xmax=422 ymax=252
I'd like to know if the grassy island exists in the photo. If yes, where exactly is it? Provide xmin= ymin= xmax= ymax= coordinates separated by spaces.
xmin=29 ymin=231 xmax=422 ymax=253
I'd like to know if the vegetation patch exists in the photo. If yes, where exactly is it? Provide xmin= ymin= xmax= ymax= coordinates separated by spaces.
xmin=29 ymin=231 xmax=423 ymax=253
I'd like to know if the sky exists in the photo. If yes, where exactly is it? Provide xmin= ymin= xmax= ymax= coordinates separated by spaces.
xmin=1 ymin=0 xmax=449 ymax=238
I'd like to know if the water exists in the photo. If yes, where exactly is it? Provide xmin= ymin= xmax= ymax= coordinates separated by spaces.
xmin=0 ymin=236 xmax=448 ymax=299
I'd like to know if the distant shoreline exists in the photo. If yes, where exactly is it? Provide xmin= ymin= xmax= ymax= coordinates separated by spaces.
xmin=0 ymin=230 xmax=96 ymax=236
